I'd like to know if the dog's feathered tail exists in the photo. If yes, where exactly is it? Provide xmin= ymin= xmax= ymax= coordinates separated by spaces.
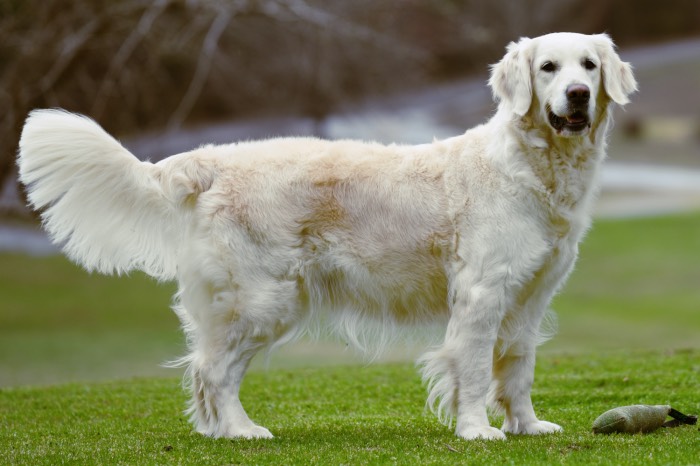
xmin=18 ymin=109 xmax=213 ymax=280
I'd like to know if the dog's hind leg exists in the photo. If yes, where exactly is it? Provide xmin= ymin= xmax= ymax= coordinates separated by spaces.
xmin=186 ymin=325 xmax=273 ymax=439
xmin=176 ymin=275 xmax=301 ymax=439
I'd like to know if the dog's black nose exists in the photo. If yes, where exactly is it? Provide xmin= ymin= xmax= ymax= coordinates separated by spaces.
xmin=566 ymin=84 xmax=590 ymax=104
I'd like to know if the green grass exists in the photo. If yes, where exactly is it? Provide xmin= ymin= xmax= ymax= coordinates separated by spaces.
xmin=0 ymin=212 xmax=699 ymax=463
xmin=551 ymin=212 xmax=700 ymax=352
xmin=0 ymin=254 xmax=182 ymax=386
xmin=1 ymin=352 xmax=698 ymax=465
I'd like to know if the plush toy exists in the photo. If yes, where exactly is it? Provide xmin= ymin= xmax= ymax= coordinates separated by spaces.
xmin=592 ymin=405 xmax=697 ymax=434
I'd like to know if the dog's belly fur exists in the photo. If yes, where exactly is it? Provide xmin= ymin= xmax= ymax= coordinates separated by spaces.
xmin=298 ymin=232 xmax=451 ymax=325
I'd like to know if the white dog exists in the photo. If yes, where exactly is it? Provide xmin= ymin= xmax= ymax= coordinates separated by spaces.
xmin=18 ymin=32 xmax=636 ymax=441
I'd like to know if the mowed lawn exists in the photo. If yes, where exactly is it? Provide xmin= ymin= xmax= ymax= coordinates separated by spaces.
xmin=1 ymin=352 xmax=698 ymax=465
xmin=1 ymin=212 xmax=699 ymax=464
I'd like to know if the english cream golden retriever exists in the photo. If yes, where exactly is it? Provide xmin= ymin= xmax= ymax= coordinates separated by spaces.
xmin=18 ymin=32 xmax=636 ymax=441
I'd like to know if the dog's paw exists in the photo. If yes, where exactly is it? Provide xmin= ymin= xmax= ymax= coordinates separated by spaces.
xmin=237 ymin=425 xmax=274 ymax=439
xmin=457 ymin=425 xmax=507 ymax=441
xmin=217 ymin=424 xmax=273 ymax=439
xmin=503 ymin=419 xmax=562 ymax=435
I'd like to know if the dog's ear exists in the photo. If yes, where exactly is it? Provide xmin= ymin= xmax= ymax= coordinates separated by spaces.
xmin=593 ymin=34 xmax=637 ymax=105
xmin=489 ymin=37 xmax=533 ymax=117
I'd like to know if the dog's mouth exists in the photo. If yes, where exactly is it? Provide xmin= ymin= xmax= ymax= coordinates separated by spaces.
xmin=547 ymin=107 xmax=591 ymax=134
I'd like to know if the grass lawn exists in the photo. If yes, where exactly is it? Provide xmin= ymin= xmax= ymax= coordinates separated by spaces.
xmin=1 ymin=352 xmax=698 ymax=465
xmin=550 ymin=211 xmax=700 ymax=352
xmin=0 ymin=212 xmax=699 ymax=463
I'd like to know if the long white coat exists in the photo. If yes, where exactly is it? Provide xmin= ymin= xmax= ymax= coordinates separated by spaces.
xmin=18 ymin=32 xmax=636 ymax=440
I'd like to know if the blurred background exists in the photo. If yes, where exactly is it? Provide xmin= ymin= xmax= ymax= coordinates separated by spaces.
xmin=1 ymin=0 xmax=699 ymax=386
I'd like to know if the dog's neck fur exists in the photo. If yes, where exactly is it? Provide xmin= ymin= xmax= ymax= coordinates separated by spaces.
xmin=512 ymin=99 xmax=612 ymax=215
xmin=480 ymin=98 xmax=613 ymax=240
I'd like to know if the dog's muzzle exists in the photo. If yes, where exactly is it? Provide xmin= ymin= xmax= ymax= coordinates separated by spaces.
xmin=547 ymin=84 xmax=592 ymax=134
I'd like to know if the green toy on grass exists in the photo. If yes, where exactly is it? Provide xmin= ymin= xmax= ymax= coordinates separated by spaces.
xmin=592 ymin=405 xmax=697 ymax=434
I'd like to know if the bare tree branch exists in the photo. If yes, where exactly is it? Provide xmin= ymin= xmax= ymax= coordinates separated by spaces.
xmin=91 ymin=0 xmax=171 ymax=118
xmin=166 ymin=5 xmax=236 ymax=131
xmin=40 ymin=19 xmax=101 ymax=95
xmin=270 ymin=0 xmax=423 ymax=58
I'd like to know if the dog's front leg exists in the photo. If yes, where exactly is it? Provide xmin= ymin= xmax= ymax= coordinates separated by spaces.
xmin=450 ymin=288 xmax=508 ymax=441
xmin=490 ymin=248 xmax=575 ymax=436
xmin=492 ymin=344 xmax=562 ymax=435
xmin=421 ymin=278 xmax=508 ymax=441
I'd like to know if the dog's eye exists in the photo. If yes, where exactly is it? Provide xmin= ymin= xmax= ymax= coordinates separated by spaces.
xmin=583 ymin=58 xmax=597 ymax=70
xmin=540 ymin=61 xmax=556 ymax=73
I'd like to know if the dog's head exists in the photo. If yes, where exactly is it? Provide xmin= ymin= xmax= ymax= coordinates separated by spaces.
xmin=489 ymin=32 xmax=637 ymax=138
